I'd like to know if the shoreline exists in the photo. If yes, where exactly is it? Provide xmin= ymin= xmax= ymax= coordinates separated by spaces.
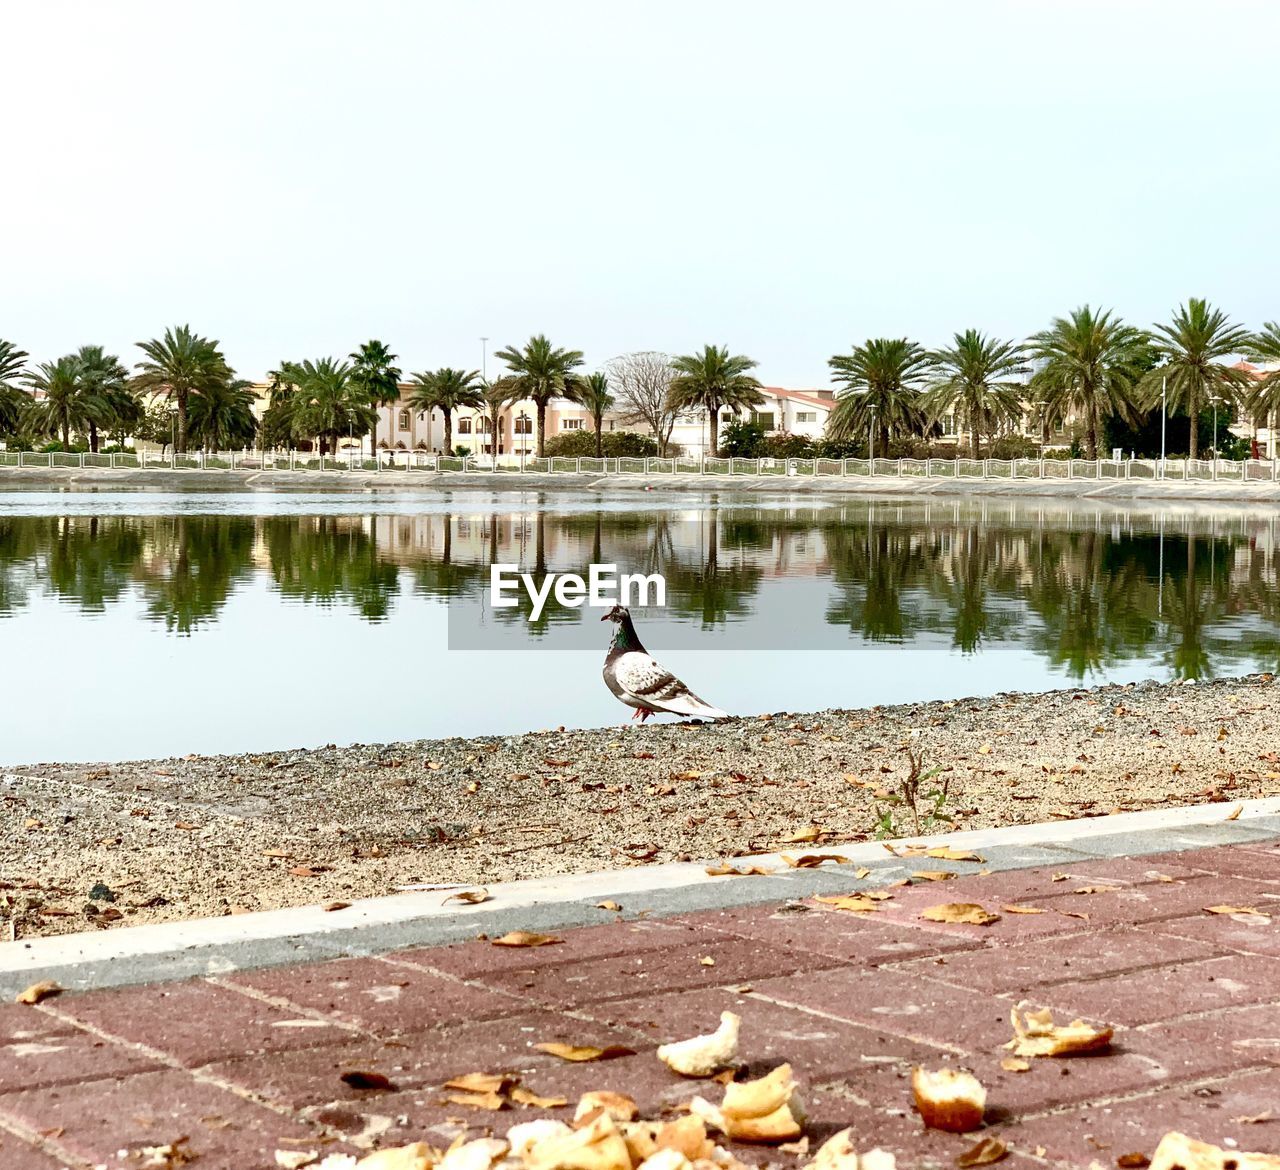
xmin=4 ymin=464 xmax=1280 ymax=503
xmin=3 ymin=672 xmax=1276 ymax=939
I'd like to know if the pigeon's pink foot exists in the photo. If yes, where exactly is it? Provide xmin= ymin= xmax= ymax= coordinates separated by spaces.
xmin=639 ymin=709 xmax=653 ymax=723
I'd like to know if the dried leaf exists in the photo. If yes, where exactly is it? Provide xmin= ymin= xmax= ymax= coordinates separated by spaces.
xmin=443 ymin=1073 xmax=516 ymax=1094
xmin=1002 ymin=905 xmax=1048 ymax=915
xmin=323 ymin=901 xmax=351 ymax=912
xmin=596 ymin=901 xmax=623 ymax=912
xmin=977 ymin=744 xmax=993 ymax=755
xmin=699 ymin=957 xmax=716 ymax=967
xmin=534 ymin=1042 xmax=636 ymax=1062
xmin=510 ymin=1086 xmax=569 ymax=1109
xmin=15 ymin=980 xmax=62 ymax=1005
xmin=781 ymin=825 xmax=824 ymax=843
xmin=444 ymin=889 xmax=491 ymax=906
xmin=921 ymin=903 xmax=1000 ymax=926
xmin=705 ymin=864 xmax=773 ymax=877
xmin=854 ymin=866 xmax=871 ymax=879
xmin=957 ymin=1138 xmax=1008 ymax=1167
xmin=925 ymin=847 xmax=986 ymax=862
xmin=781 ymin=853 xmax=850 ymax=869
xmin=1203 ymin=905 xmax=1270 ymax=921
xmin=912 ymin=871 xmax=957 ymax=882
xmin=814 ymin=894 xmax=880 ymax=913
xmin=288 ymin=866 xmax=324 ymax=878
xmin=1231 ymin=1110 xmax=1273 ymax=1124
xmin=174 ymin=821 xmax=197 ymax=831
xmin=340 ymin=1070 xmax=396 ymax=1091
xmin=444 ymin=1090 xmax=508 ymax=1110
xmin=263 ymin=848 xmax=292 ymax=858
xmin=1074 ymin=886 xmax=1120 ymax=895
xmin=492 ymin=931 xmax=563 ymax=948
xmin=1224 ymin=803 xmax=1243 ymax=820
xmin=1115 ymin=1155 xmax=1150 ymax=1169
xmin=1000 ymin=1057 xmax=1030 ymax=1073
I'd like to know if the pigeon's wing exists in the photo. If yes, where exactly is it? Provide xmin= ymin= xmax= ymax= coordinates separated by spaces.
xmin=613 ymin=651 xmax=727 ymax=719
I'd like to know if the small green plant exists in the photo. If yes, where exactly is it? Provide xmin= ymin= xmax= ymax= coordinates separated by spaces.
xmin=871 ymin=744 xmax=953 ymax=839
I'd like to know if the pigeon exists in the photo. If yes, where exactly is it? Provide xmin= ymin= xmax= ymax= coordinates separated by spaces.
xmin=601 ymin=604 xmax=728 ymax=722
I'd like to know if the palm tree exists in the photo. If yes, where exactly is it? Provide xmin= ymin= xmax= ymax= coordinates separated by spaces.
xmin=577 ymin=371 xmax=615 ymax=458
xmin=133 ymin=325 xmax=231 ymax=453
xmin=482 ymin=378 xmax=519 ymax=455
xmin=23 ymin=355 xmax=99 ymax=448
xmin=668 ymin=345 xmax=763 ymax=458
xmin=493 ymin=335 xmax=585 ymax=458
xmin=188 ymin=379 xmax=259 ymax=450
xmin=0 ymin=340 xmax=29 ymax=436
xmin=406 ymin=368 xmax=485 ymax=455
xmin=288 ymin=358 xmax=375 ymax=456
xmin=1029 ymin=306 xmax=1148 ymax=460
xmin=1142 ymin=299 xmax=1252 ymax=460
xmin=74 ymin=346 xmax=135 ymax=453
xmin=349 ymin=339 xmax=402 ymax=458
xmin=827 ymin=338 xmax=932 ymax=452
xmin=1247 ymin=321 xmax=1280 ymax=457
xmin=922 ymin=331 xmax=1027 ymax=459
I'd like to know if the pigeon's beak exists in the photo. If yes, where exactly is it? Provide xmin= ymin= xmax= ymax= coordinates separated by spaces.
xmin=600 ymin=611 xmax=611 ymax=621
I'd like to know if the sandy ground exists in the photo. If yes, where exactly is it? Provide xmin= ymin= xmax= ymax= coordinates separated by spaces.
xmin=2 ymin=674 xmax=1277 ymax=938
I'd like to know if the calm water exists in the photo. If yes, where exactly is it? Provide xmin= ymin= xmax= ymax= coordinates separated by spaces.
xmin=2 ymin=490 xmax=1278 ymax=764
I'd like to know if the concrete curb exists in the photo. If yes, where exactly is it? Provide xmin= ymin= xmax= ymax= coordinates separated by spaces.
xmin=4 ymin=797 xmax=1277 ymax=998
xmin=4 ymin=466 xmax=1280 ymax=504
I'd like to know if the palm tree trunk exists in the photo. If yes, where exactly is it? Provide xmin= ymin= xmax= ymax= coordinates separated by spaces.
xmin=595 ymin=413 xmax=603 ymax=459
xmin=62 ymin=420 xmax=70 ymax=448
xmin=1188 ymin=389 xmax=1200 ymax=461
xmin=444 ymin=415 xmax=452 ymax=457
xmin=536 ymin=401 xmax=548 ymax=459
xmin=708 ymin=406 xmax=720 ymax=458
xmin=176 ymin=390 xmax=188 ymax=454
xmin=89 ymin=421 xmax=99 ymax=454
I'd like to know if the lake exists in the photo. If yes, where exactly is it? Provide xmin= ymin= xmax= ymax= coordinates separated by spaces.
xmin=1 ymin=489 xmax=1277 ymax=764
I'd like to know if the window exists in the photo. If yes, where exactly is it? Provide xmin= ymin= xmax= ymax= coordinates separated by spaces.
xmin=513 ymin=416 xmax=532 ymax=434
xmin=561 ymin=418 xmax=584 ymax=431
xmin=398 ymin=409 xmax=410 ymax=430
xmin=795 ymin=411 xmax=816 ymax=424
xmin=457 ymin=418 xmax=472 ymax=434
xmin=752 ymin=411 xmax=776 ymax=431
xmin=478 ymin=417 xmax=492 ymax=432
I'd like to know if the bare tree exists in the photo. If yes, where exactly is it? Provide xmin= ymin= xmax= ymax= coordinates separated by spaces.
xmin=605 ymin=351 xmax=678 ymax=456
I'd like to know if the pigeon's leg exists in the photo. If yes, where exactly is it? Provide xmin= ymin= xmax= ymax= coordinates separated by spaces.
xmin=638 ymin=709 xmax=653 ymax=723
xmin=630 ymin=708 xmax=643 ymax=721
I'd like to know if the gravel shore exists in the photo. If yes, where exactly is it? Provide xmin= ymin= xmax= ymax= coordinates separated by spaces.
xmin=3 ymin=673 xmax=1277 ymax=939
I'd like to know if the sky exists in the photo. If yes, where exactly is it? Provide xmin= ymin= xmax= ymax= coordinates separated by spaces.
xmin=4 ymin=1 xmax=1278 ymax=388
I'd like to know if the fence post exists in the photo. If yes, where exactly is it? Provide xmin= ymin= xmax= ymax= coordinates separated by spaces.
xmin=79 ymin=452 xmax=85 ymax=469
xmin=982 ymin=459 xmax=989 ymax=479
xmin=897 ymin=458 xmax=903 ymax=476
xmin=1068 ymin=459 xmax=1073 ymax=479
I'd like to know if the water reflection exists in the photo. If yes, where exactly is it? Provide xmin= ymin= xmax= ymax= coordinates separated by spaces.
xmin=0 ymin=501 xmax=1278 ymax=681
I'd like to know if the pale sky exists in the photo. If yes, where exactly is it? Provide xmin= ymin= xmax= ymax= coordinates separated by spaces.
xmin=5 ymin=1 xmax=1278 ymax=387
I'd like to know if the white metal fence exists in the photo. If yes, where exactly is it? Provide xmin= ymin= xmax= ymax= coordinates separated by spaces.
xmin=1 ymin=448 xmax=1278 ymax=483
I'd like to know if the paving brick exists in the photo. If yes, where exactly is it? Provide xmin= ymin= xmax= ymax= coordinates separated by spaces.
xmin=207 ymin=1009 xmax=647 ymax=1109
xmin=674 ymin=903 xmax=984 ymax=965
xmin=1014 ymin=874 xmax=1280 ymax=927
xmin=392 ymin=918 xmax=694 ymax=981
xmin=1001 ymin=1067 xmax=1280 ymax=1163
xmin=226 ymin=957 xmax=527 ymax=1033
xmin=0 ymin=1135 xmax=80 ymax=1170
xmin=576 ymin=983 xmax=949 ymax=1083
xmin=54 ymin=979 xmax=353 ymax=1067
xmin=1069 ymin=822 xmax=1279 ymax=857
xmin=0 ymin=1067 xmax=333 ymax=1170
xmin=1140 ymin=908 xmax=1280 ymax=958
xmin=890 ymin=925 xmax=1221 ymax=995
xmin=1131 ymin=1001 xmax=1280 ymax=1070
xmin=0 ymin=1026 xmax=163 ymax=1094
xmin=0 ymin=1006 xmax=75 ymax=1047
xmin=1161 ymin=843 xmax=1280 ymax=882
xmin=479 ymin=937 xmax=843 ymax=1008
xmin=1036 ymin=953 xmax=1280 ymax=1027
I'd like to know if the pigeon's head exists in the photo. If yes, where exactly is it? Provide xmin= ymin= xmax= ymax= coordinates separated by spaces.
xmin=600 ymin=604 xmax=630 ymax=623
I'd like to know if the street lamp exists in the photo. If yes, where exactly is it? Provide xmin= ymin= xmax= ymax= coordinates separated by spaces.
xmin=480 ymin=337 xmax=489 ymax=383
xmin=1159 ymin=374 xmax=1167 ymax=479
xmin=1211 ymin=394 xmax=1222 ymax=479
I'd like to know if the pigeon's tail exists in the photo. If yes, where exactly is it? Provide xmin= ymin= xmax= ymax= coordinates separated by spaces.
xmin=655 ymin=693 xmax=729 ymax=721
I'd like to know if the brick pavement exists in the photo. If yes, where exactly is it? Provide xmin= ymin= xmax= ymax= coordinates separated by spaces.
xmin=2 ymin=840 xmax=1279 ymax=1170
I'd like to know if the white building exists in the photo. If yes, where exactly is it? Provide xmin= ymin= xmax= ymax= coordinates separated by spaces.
xmin=669 ymin=386 xmax=837 ymax=456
